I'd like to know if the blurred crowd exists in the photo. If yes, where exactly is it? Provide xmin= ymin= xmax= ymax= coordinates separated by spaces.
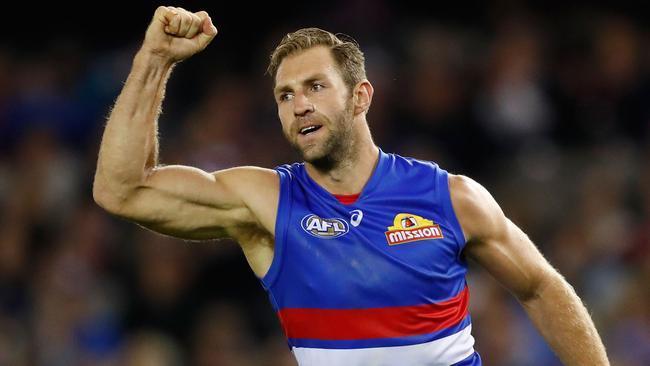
xmin=0 ymin=2 xmax=649 ymax=365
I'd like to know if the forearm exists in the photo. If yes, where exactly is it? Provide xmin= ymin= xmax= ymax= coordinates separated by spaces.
xmin=94 ymin=50 xmax=174 ymax=205
xmin=521 ymin=272 xmax=609 ymax=366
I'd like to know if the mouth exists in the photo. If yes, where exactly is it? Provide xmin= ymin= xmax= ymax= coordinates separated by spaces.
xmin=299 ymin=125 xmax=323 ymax=135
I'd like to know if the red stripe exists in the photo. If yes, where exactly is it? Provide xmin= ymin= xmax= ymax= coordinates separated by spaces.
xmin=333 ymin=193 xmax=360 ymax=204
xmin=277 ymin=287 xmax=469 ymax=340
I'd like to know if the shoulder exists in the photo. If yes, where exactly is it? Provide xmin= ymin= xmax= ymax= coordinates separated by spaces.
xmin=383 ymin=152 xmax=444 ymax=178
xmin=448 ymin=174 xmax=506 ymax=242
xmin=273 ymin=162 xmax=304 ymax=179
xmin=212 ymin=166 xmax=279 ymax=186
xmin=212 ymin=166 xmax=280 ymax=204
xmin=389 ymin=152 xmax=436 ymax=168
xmin=213 ymin=166 xmax=280 ymax=235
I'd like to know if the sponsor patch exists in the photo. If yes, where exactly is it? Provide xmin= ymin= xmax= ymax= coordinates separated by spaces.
xmin=349 ymin=209 xmax=363 ymax=227
xmin=385 ymin=213 xmax=443 ymax=245
xmin=301 ymin=214 xmax=350 ymax=239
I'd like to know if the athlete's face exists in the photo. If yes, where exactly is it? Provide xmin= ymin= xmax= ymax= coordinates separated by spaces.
xmin=274 ymin=46 xmax=354 ymax=168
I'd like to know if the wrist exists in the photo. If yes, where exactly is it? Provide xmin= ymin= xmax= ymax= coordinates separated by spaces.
xmin=133 ymin=47 xmax=177 ymax=70
xmin=123 ymin=49 xmax=176 ymax=89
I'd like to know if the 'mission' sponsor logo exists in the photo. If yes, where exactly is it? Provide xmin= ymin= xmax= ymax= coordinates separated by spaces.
xmin=385 ymin=213 xmax=443 ymax=245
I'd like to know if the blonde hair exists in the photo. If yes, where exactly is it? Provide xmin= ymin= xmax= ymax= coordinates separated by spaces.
xmin=267 ymin=28 xmax=366 ymax=91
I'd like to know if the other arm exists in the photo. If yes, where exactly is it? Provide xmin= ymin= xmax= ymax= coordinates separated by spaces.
xmin=449 ymin=174 xmax=609 ymax=366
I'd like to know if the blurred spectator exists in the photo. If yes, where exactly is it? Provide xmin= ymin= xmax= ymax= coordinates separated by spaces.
xmin=475 ymin=16 xmax=553 ymax=153
xmin=122 ymin=330 xmax=185 ymax=366
xmin=189 ymin=302 xmax=258 ymax=366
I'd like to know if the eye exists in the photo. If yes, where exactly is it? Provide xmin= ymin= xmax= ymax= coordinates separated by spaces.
xmin=311 ymin=83 xmax=324 ymax=92
xmin=279 ymin=93 xmax=294 ymax=102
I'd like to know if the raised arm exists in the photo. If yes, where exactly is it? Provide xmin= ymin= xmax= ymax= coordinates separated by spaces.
xmin=449 ymin=174 xmax=609 ymax=366
xmin=93 ymin=7 xmax=278 ymax=241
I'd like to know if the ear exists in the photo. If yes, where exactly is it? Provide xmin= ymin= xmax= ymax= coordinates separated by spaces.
xmin=352 ymin=80 xmax=374 ymax=115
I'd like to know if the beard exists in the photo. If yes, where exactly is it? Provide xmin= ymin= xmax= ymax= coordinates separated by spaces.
xmin=286 ymin=100 xmax=354 ymax=171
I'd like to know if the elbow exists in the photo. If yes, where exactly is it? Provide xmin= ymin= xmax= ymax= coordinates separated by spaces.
xmin=517 ymin=269 xmax=567 ymax=305
xmin=93 ymin=165 xmax=151 ymax=217
xmin=93 ymin=183 xmax=121 ymax=215
xmin=92 ymin=177 xmax=130 ymax=216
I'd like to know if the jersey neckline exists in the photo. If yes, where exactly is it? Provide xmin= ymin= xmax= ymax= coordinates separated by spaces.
xmin=298 ymin=148 xmax=389 ymax=205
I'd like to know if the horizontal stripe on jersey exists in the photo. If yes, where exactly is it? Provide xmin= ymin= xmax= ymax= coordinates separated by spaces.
xmin=279 ymin=286 xmax=468 ymax=341
xmin=292 ymin=323 xmax=477 ymax=366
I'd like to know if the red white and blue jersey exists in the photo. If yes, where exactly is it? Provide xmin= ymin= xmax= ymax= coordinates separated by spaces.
xmin=260 ymin=150 xmax=481 ymax=366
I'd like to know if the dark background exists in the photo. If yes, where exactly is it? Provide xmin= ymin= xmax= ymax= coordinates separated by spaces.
xmin=0 ymin=1 xmax=648 ymax=365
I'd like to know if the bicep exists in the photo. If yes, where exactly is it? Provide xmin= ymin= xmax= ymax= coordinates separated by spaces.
xmin=450 ymin=174 xmax=555 ymax=301
xmin=119 ymin=165 xmax=270 ymax=240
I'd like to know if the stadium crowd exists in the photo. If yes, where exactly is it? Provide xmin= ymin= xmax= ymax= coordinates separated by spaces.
xmin=0 ymin=2 xmax=648 ymax=365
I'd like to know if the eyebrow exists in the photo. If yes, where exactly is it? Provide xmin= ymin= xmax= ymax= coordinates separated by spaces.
xmin=274 ymin=73 xmax=329 ymax=96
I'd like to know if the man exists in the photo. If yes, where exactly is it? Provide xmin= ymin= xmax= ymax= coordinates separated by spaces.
xmin=93 ymin=6 xmax=610 ymax=366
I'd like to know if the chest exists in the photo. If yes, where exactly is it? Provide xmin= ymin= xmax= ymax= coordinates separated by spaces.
xmin=287 ymin=197 xmax=461 ymax=276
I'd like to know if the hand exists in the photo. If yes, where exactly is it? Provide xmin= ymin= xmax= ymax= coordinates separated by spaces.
xmin=142 ymin=6 xmax=218 ymax=63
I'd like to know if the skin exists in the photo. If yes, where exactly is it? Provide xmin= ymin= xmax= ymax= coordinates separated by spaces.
xmin=93 ymin=6 xmax=610 ymax=365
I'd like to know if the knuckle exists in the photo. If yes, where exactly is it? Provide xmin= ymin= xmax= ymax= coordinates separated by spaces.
xmin=155 ymin=6 xmax=170 ymax=18
xmin=181 ymin=15 xmax=192 ymax=28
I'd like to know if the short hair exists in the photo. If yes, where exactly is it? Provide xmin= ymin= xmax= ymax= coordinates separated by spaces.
xmin=267 ymin=28 xmax=366 ymax=91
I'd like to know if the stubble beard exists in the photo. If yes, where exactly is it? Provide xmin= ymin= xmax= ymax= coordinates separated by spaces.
xmin=288 ymin=102 xmax=355 ymax=172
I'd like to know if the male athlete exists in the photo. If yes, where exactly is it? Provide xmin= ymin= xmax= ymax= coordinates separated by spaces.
xmin=93 ymin=6 xmax=610 ymax=366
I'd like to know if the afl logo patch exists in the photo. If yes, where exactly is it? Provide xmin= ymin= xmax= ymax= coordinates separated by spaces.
xmin=301 ymin=214 xmax=350 ymax=239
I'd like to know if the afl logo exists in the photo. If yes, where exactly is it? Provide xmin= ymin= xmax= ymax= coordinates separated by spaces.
xmin=301 ymin=214 xmax=350 ymax=239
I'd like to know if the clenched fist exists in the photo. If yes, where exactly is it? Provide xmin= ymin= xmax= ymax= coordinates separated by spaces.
xmin=142 ymin=6 xmax=218 ymax=63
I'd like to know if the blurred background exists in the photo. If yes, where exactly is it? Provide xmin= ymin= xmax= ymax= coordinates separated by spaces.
xmin=1 ymin=0 xmax=649 ymax=365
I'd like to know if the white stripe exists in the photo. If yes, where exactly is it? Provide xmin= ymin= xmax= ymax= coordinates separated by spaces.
xmin=292 ymin=324 xmax=475 ymax=366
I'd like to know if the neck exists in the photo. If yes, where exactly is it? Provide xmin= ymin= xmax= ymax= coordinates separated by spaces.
xmin=305 ymin=120 xmax=379 ymax=195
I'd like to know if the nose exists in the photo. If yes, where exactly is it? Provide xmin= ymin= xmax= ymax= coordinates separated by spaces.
xmin=293 ymin=93 xmax=314 ymax=117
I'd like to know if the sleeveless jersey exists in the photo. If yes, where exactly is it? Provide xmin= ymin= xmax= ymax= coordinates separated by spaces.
xmin=260 ymin=150 xmax=482 ymax=366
